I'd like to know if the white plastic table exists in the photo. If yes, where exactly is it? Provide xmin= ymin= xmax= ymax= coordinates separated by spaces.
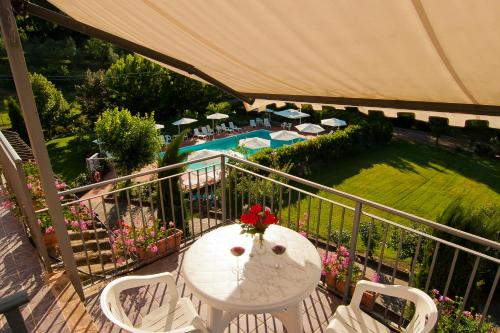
xmin=182 ymin=224 xmax=322 ymax=333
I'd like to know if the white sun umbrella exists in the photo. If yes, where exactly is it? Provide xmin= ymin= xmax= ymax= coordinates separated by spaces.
xmin=321 ymin=118 xmax=347 ymax=127
xmin=270 ymin=130 xmax=305 ymax=141
xmin=239 ymin=137 xmax=271 ymax=150
xmin=187 ymin=149 xmax=221 ymax=165
xmin=155 ymin=123 xmax=165 ymax=130
xmin=206 ymin=112 xmax=229 ymax=128
xmin=273 ymin=109 xmax=310 ymax=123
xmin=172 ymin=118 xmax=197 ymax=134
xmin=295 ymin=123 xmax=325 ymax=135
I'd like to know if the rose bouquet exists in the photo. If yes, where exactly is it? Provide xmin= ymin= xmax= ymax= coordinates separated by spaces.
xmin=239 ymin=204 xmax=278 ymax=243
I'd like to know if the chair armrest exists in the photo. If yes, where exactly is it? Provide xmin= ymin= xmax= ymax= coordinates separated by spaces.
xmin=109 ymin=272 xmax=179 ymax=300
xmin=351 ymin=280 xmax=416 ymax=307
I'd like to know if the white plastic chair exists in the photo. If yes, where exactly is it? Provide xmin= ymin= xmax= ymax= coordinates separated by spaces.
xmin=193 ymin=128 xmax=207 ymax=139
xmin=229 ymin=122 xmax=241 ymax=132
xmin=281 ymin=122 xmax=288 ymax=129
xmin=221 ymin=123 xmax=233 ymax=132
xmin=250 ymin=119 xmax=257 ymax=128
xmin=256 ymin=117 xmax=263 ymax=126
xmin=164 ymin=135 xmax=172 ymax=144
xmin=326 ymin=281 xmax=437 ymax=333
xmin=286 ymin=123 xmax=292 ymax=130
xmin=215 ymin=125 xmax=223 ymax=134
xmin=100 ymin=272 xmax=208 ymax=333
xmin=201 ymin=126 xmax=213 ymax=138
xmin=263 ymin=118 xmax=272 ymax=128
xmin=206 ymin=125 xmax=215 ymax=135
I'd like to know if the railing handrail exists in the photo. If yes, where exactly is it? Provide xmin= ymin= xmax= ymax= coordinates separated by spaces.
xmin=0 ymin=131 xmax=22 ymax=164
xmin=58 ymin=153 xmax=500 ymax=251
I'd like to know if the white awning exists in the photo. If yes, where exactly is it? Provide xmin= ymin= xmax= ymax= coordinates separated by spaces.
xmin=48 ymin=1 xmax=500 ymax=116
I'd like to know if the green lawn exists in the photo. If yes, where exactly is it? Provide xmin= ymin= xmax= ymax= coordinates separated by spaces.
xmin=46 ymin=136 xmax=87 ymax=182
xmin=278 ymin=139 xmax=500 ymax=247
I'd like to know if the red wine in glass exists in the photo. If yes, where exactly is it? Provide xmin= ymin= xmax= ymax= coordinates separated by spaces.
xmin=272 ymin=245 xmax=286 ymax=255
xmin=231 ymin=246 xmax=245 ymax=256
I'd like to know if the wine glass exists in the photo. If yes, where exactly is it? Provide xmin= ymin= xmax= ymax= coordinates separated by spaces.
xmin=230 ymin=245 xmax=245 ymax=281
xmin=270 ymin=234 xmax=287 ymax=269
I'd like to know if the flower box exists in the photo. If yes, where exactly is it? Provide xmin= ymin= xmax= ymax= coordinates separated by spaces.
xmin=136 ymin=229 xmax=183 ymax=260
xmin=325 ymin=275 xmax=376 ymax=307
xmin=43 ymin=232 xmax=58 ymax=248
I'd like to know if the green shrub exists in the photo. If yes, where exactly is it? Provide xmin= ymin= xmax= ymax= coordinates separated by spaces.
xmin=359 ymin=221 xmax=381 ymax=258
xmin=395 ymin=112 xmax=415 ymax=128
xmin=474 ymin=142 xmax=495 ymax=158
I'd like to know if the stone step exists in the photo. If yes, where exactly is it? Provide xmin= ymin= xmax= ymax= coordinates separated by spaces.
xmin=68 ymin=228 xmax=109 ymax=241
xmin=73 ymin=249 xmax=114 ymax=266
xmin=70 ymin=238 xmax=111 ymax=252
xmin=78 ymin=260 xmax=135 ymax=284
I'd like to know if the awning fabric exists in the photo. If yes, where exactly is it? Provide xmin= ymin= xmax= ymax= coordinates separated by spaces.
xmin=48 ymin=0 xmax=500 ymax=113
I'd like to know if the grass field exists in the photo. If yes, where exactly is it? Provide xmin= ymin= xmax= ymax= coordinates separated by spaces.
xmin=46 ymin=136 xmax=87 ymax=182
xmin=277 ymin=139 xmax=500 ymax=247
xmin=0 ymin=111 xmax=11 ymax=130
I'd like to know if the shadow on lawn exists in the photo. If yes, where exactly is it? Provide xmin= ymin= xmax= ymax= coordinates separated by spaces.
xmin=305 ymin=139 xmax=500 ymax=195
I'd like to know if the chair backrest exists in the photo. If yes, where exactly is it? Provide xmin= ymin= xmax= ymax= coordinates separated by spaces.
xmin=201 ymin=127 xmax=208 ymax=134
xmin=405 ymin=288 xmax=439 ymax=333
xmin=165 ymin=135 xmax=171 ymax=141
xmin=264 ymin=119 xmax=270 ymax=125
xmin=194 ymin=128 xmax=201 ymax=135
xmin=250 ymin=120 xmax=256 ymax=126
xmin=216 ymin=125 xmax=222 ymax=130
xmin=221 ymin=123 xmax=227 ymax=129
xmin=229 ymin=122 xmax=236 ymax=128
xmin=206 ymin=125 xmax=213 ymax=131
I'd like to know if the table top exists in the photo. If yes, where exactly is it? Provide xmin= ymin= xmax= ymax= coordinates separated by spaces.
xmin=182 ymin=224 xmax=322 ymax=313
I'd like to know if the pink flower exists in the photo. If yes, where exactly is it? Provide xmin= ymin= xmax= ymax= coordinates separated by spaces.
xmin=463 ymin=311 xmax=473 ymax=319
xmin=431 ymin=289 xmax=440 ymax=296
xmin=37 ymin=219 xmax=42 ymax=225
xmin=150 ymin=231 xmax=156 ymax=238
xmin=26 ymin=183 xmax=33 ymax=190
xmin=45 ymin=226 xmax=55 ymax=234
xmin=342 ymin=257 xmax=350 ymax=267
xmin=160 ymin=226 xmax=166 ymax=232
xmin=168 ymin=221 xmax=175 ymax=228
xmin=369 ymin=273 xmax=380 ymax=283
xmin=116 ymin=257 xmax=125 ymax=266
xmin=148 ymin=244 xmax=158 ymax=254
xmin=299 ymin=231 xmax=307 ymax=237
xmin=2 ymin=201 xmax=14 ymax=209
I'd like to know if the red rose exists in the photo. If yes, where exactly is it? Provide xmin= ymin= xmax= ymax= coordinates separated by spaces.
xmin=264 ymin=207 xmax=271 ymax=215
xmin=263 ymin=214 xmax=278 ymax=225
xmin=249 ymin=204 xmax=262 ymax=214
xmin=241 ymin=213 xmax=259 ymax=225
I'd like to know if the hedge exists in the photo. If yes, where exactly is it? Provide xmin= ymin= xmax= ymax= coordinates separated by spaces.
xmin=250 ymin=118 xmax=393 ymax=174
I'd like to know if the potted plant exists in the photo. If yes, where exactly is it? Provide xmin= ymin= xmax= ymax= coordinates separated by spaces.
xmin=322 ymin=246 xmax=380 ymax=307
xmin=111 ymin=220 xmax=183 ymax=263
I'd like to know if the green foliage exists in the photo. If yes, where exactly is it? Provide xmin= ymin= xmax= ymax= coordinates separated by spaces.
xmin=206 ymin=101 xmax=232 ymax=115
xmin=388 ymin=227 xmax=421 ymax=260
xmin=395 ymin=112 xmax=415 ymax=128
xmin=332 ymin=230 xmax=351 ymax=245
xmin=251 ymin=120 xmax=393 ymax=176
xmin=3 ymin=97 xmax=28 ymax=142
xmin=429 ymin=116 xmax=449 ymax=145
xmin=82 ymin=38 xmax=118 ymax=68
xmin=359 ymin=221 xmax=381 ymax=258
xmin=415 ymin=200 xmax=499 ymax=307
xmin=29 ymin=72 xmax=70 ymax=138
xmin=158 ymin=130 xmax=190 ymax=235
xmin=474 ymin=142 xmax=495 ymax=158
xmin=75 ymin=70 xmax=110 ymax=122
xmin=95 ymin=107 xmax=161 ymax=175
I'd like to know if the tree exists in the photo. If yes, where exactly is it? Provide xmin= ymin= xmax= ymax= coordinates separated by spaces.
xmin=95 ymin=107 xmax=161 ymax=175
xmin=82 ymin=38 xmax=118 ymax=69
xmin=158 ymin=130 xmax=189 ymax=235
xmin=206 ymin=101 xmax=232 ymax=115
xmin=75 ymin=70 xmax=110 ymax=122
xmin=428 ymin=116 xmax=449 ymax=145
xmin=29 ymin=72 xmax=70 ymax=138
xmin=359 ymin=221 xmax=381 ymax=259
xmin=104 ymin=54 xmax=170 ymax=116
xmin=3 ymin=97 xmax=28 ymax=142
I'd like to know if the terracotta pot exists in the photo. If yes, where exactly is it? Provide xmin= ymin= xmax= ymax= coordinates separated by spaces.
xmin=137 ymin=229 xmax=183 ymax=260
xmin=325 ymin=276 xmax=376 ymax=307
xmin=43 ymin=233 xmax=58 ymax=247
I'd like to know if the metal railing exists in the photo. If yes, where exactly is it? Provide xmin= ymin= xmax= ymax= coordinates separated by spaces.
xmin=34 ymin=153 xmax=499 ymax=330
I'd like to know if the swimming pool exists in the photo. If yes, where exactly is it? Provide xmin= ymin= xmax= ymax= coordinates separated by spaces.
xmin=177 ymin=129 xmax=304 ymax=170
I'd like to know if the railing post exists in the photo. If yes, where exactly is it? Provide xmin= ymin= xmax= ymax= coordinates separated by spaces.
xmin=0 ymin=291 xmax=30 ymax=333
xmin=220 ymin=156 xmax=227 ymax=225
xmin=0 ymin=0 xmax=84 ymax=300
xmin=344 ymin=201 xmax=362 ymax=304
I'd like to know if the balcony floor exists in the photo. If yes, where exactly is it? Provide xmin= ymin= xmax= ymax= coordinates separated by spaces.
xmin=85 ymin=248 xmax=343 ymax=333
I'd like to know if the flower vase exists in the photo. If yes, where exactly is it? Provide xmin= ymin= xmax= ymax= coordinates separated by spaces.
xmin=251 ymin=233 xmax=266 ymax=256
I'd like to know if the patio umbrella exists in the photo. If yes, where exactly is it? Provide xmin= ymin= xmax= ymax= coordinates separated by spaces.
xmin=269 ymin=130 xmax=305 ymax=141
xmin=172 ymin=118 xmax=197 ymax=134
xmin=187 ymin=149 xmax=220 ymax=165
xmin=155 ymin=123 xmax=165 ymax=130
xmin=206 ymin=112 xmax=229 ymax=128
xmin=92 ymin=139 xmax=103 ymax=153
xmin=273 ymin=109 xmax=310 ymax=123
xmin=321 ymin=118 xmax=347 ymax=128
xmin=295 ymin=123 xmax=325 ymax=135
xmin=239 ymin=137 xmax=271 ymax=150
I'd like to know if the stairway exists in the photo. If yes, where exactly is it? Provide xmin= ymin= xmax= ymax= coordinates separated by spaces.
xmin=1 ymin=130 xmax=33 ymax=161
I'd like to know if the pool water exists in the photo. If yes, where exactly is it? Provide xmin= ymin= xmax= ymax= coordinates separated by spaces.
xmin=177 ymin=129 xmax=304 ymax=170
